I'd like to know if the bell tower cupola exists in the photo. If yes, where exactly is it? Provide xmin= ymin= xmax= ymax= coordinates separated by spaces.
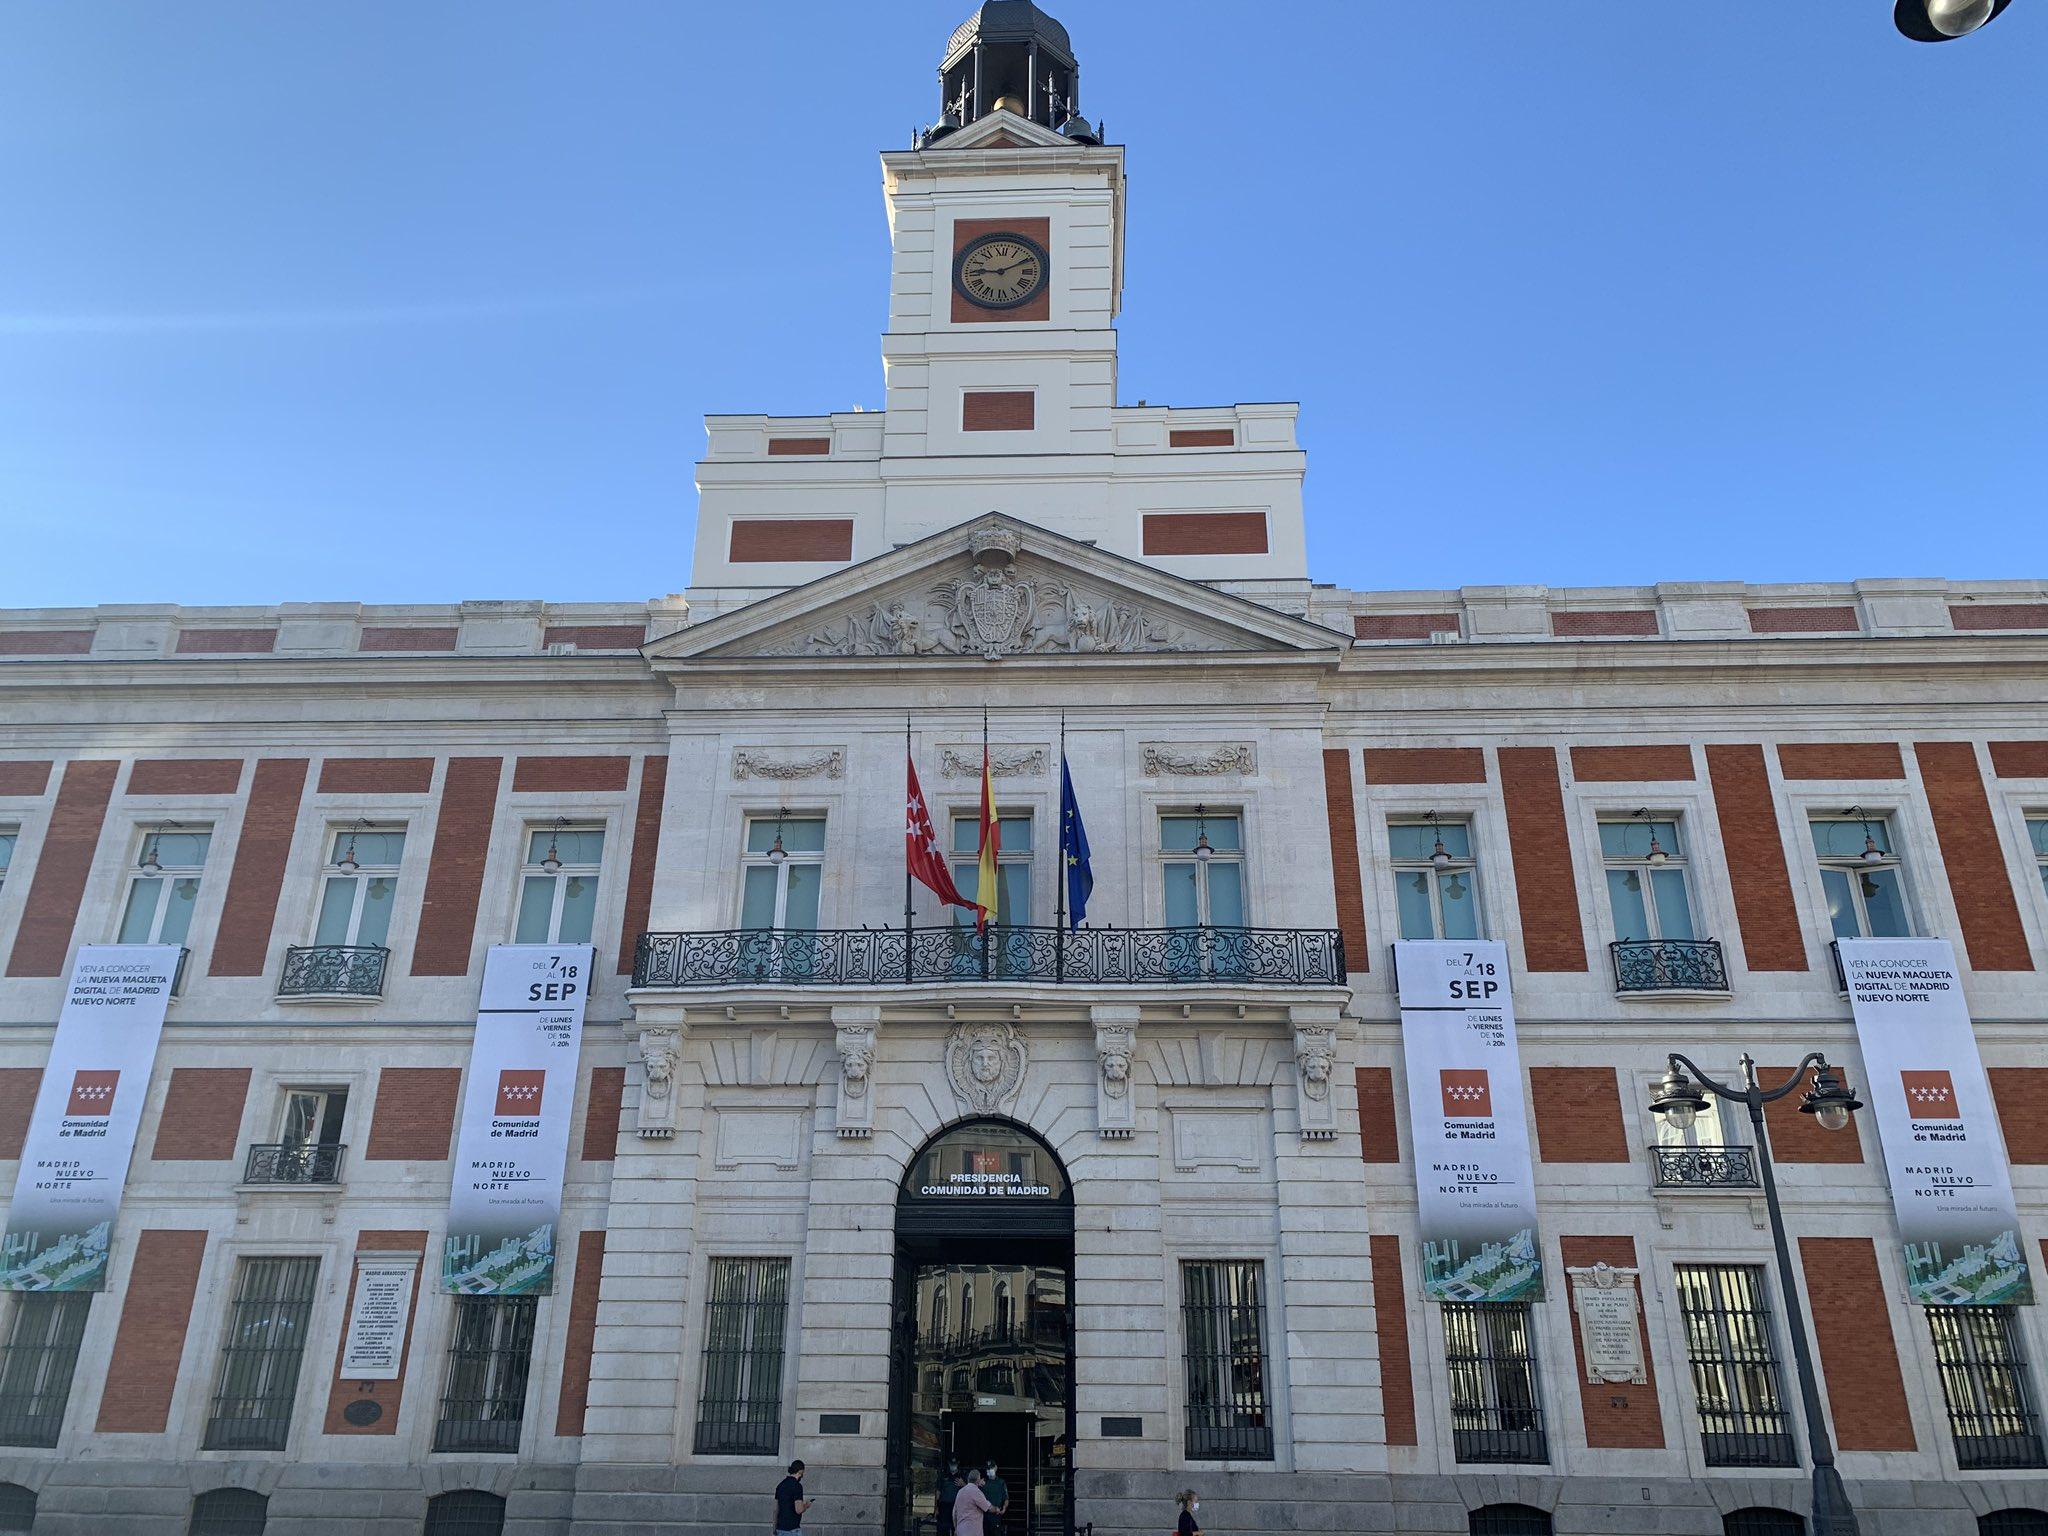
xmin=923 ymin=2 xmax=1100 ymax=145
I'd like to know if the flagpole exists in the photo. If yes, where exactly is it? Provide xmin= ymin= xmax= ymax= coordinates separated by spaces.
xmin=1055 ymin=711 xmax=1067 ymax=983
xmin=904 ymin=712 xmax=914 ymax=985
xmin=980 ymin=706 xmax=991 ymax=981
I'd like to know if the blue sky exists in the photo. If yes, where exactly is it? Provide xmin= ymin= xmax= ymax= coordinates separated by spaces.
xmin=2 ymin=2 xmax=2042 ymax=609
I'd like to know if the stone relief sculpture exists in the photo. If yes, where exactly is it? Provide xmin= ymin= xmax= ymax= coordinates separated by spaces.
xmin=732 ymin=748 xmax=845 ymax=780
xmin=939 ymin=746 xmax=1048 ymax=778
xmin=945 ymin=1020 xmax=1027 ymax=1114
xmin=637 ymin=1026 xmax=681 ymax=1139
xmin=1293 ymin=1018 xmax=1338 ymax=1140
xmin=1142 ymin=742 xmax=1256 ymax=777
xmin=1094 ymin=1014 xmax=1137 ymax=1138
xmin=834 ymin=1015 xmax=877 ymax=1138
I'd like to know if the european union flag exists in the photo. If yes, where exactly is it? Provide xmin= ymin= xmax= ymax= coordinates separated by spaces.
xmin=1060 ymin=755 xmax=1093 ymax=929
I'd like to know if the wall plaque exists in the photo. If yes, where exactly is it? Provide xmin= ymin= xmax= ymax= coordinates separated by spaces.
xmin=1568 ymin=1263 xmax=1647 ymax=1385
xmin=340 ymin=1256 xmax=419 ymax=1380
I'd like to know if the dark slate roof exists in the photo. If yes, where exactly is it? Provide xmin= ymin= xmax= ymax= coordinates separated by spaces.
xmin=943 ymin=2 xmax=1074 ymax=65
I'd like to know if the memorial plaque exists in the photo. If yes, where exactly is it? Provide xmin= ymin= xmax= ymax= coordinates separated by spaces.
xmin=1568 ymin=1264 xmax=1647 ymax=1385
xmin=340 ymin=1256 xmax=418 ymax=1380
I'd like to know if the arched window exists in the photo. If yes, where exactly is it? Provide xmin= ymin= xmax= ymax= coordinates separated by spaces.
xmin=188 ymin=1488 xmax=268 ymax=1536
xmin=1724 ymin=1509 xmax=1804 ymax=1536
xmin=994 ymin=1279 xmax=1014 ymax=1336
xmin=0 ymin=1484 xmax=34 ymax=1535
xmin=1980 ymin=1513 xmax=2048 ymax=1536
xmin=930 ymin=1286 xmax=949 ymax=1344
xmin=424 ymin=1490 xmax=506 ymax=1536
xmin=1469 ymin=1504 xmax=1551 ymax=1536
xmin=960 ymin=1281 xmax=974 ymax=1332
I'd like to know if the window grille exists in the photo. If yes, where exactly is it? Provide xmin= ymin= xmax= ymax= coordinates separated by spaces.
xmin=0 ymin=1483 xmax=33 ymax=1534
xmin=1468 ymin=1504 xmax=1552 ymax=1536
xmin=202 ymin=1256 xmax=319 ymax=1451
xmin=1673 ymin=1265 xmax=1796 ymax=1467
xmin=1723 ymin=1510 xmax=1804 ymax=1536
xmin=1927 ymin=1306 xmax=2048 ymax=1469
xmin=1979 ymin=1512 xmax=2048 ymax=1536
xmin=1179 ymin=1259 xmax=1273 ymax=1460
xmin=434 ymin=1295 xmax=538 ymax=1453
xmin=187 ymin=1487 xmax=268 ymax=1536
xmin=1442 ymin=1301 xmax=1547 ymax=1464
xmin=694 ymin=1257 xmax=791 ymax=1456
xmin=423 ymin=1490 xmax=506 ymax=1536
xmin=0 ymin=1291 xmax=89 ymax=1447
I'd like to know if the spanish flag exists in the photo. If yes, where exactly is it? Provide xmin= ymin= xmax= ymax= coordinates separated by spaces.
xmin=975 ymin=746 xmax=1000 ymax=931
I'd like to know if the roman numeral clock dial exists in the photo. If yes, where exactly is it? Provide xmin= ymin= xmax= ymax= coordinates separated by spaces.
xmin=953 ymin=232 xmax=1049 ymax=310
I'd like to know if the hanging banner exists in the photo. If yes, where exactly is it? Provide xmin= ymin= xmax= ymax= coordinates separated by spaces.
xmin=442 ymin=944 xmax=591 ymax=1296
xmin=1397 ymin=939 xmax=1543 ymax=1302
xmin=1839 ymin=937 xmax=2033 ymax=1306
xmin=0 ymin=945 xmax=181 ymax=1292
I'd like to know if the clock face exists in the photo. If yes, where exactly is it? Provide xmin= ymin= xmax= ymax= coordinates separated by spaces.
xmin=953 ymin=232 xmax=1049 ymax=310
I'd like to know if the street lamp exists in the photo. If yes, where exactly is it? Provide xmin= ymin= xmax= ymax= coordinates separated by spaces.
xmin=1648 ymin=1052 xmax=1865 ymax=1536
xmin=1895 ymin=0 xmax=2012 ymax=41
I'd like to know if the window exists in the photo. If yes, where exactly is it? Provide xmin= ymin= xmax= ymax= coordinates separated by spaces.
xmin=203 ymin=1256 xmax=319 ymax=1451
xmin=1599 ymin=816 xmax=1695 ymax=941
xmin=187 ymin=1488 xmax=267 ymax=1536
xmin=1161 ymin=811 xmax=1244 ymax=926
xmin=279 ymin=1088 xmax=346 ymax=1149
xmin=1469 ymin=1508 xmax=1551 ymax=1536
xmin=119 ymin=827 xmax=211 ymax=945
xmin=1724 ymin=1512 xmax=1804 ymax=1536
xmin=0 ymin=828 xmax=15 ymax=898
xmin=1390 ymin=818 xmax=1480 ymax=940
xmin=0 ymin=1291 xmax=89 ymax=1446
xmin=1809 ymin=815 xmax=1910 ymax=939
xmin=434 ymin=1295 xmax=538 ymax=1453
xmin=1927 ymin=1306 xmax=2047 ymax=1469
xmin=0 ymin=1483 xmax=31 ymax=1534
xmin=1673 ymin=1265 xmax=1795 ymax=1466
xmin=1442 ymin=1301 xmax=1547 ymax=1463
xmin=1650 ymin=1078 xmax=1756 ymax=1189
xmin=950 ymin=811 xmax=1033 ymax=975
xmin=694 ymin=1257 xmax=791 ymax=1455
xmin=1179 ymin=1259 xmax=1273 ymax=1460
xmin=312 ymin=826 xmax=404 ymax=948
xmin=423 ymin=1491 xmax=506 ymax=1536
xmin=738 ymin=815 xmax=824 ymax=931
xmin=1980 ymin=1513 xmax=2048 ymax=1536
xmin=246 ymin=1089 xmax=348 ymax=1184
xmin=514 ymin=824 xmax=603 ymax=944
xmin=2029 ymin=817 xmax=2048 ymax=903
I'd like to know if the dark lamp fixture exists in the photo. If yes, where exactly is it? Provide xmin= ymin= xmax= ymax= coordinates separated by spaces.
xmin=540 ymin=817 xmax=567 ymax=875
xmin=1846 ymin=806 xmax=1885 ymax=863
xmin=137 ymin=833 xmax=165 ymax=875
xmin=1425 ymin=810 xmax=1452 ymax=869
xmin=1634 ymin=809 xmax=1669 ymax=866
xmin=335 ymin=820 xmax=369 ymax=875
xmin=767 ymin=808 xmax=791 ymax=865
xmin=1799 ymin=1060 xmax=1864 ymax=1133
xmin=1649 ymin=1060 xmax=1710 ymax=1133
xmin=1192 ymin=805 xmax=1214 ymax=864
xmin=1896 ymin=0 xmax=2010 ymax=40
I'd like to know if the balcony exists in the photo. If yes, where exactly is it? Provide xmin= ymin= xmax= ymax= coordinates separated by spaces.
xmin=1609 ymin=938 xmax=1729 ymax=994
xmin=1651 ymin=1146 xmax=1759 ymax=1190
xmin=631 ymin=924 xmax=1346 ymax=989
xmin=277 ymin=944 xmax=389 ymax=1000
xmin=242 ymin=1142 xmax=346 ymax=1186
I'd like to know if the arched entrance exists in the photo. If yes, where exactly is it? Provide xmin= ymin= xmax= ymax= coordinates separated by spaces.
xmin=887 ymin=1119 xmax=1075 ymax=1536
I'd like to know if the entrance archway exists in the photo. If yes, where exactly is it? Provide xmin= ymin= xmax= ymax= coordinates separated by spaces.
xmin=887 ymin=1119 xmax=1076 ymax=1536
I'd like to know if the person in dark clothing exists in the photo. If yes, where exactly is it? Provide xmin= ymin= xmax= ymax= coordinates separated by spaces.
xmin=775 ymin=1460 xmax=809 ymax=1535
xmin=936 ymin=1461 xmax=960 ymax=1536
xmin=1176 ymin=1489 xmax=1202 ymax=1536
xmin=981 ymin=1460 xmax=1009 ymax=1536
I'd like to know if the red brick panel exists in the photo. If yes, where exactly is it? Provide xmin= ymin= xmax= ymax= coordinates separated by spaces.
xmin=150 ymin=1068 xmax=251 ymax=1160
xmin=1141 ymin=512 xmax=1268 ymax=556
xmin=6 ymin=759 xmax=119 ymax=977
xmin=1799 ymin=1237 xmax=1916 ymax=1451
xmin=617 ymin=756 xmax=667 ymax=975
xmin=962 ymin=391 xmax=1036 ymax=432
xmin=1951 ymin=603 xmax=2048 ymax=631
xmin=1990 ymin=742 xmax=2048 ymax=779
xmin=317 ymin=757 xmax=435 ymax=795
xmin=1559 ymin=1236 xmax=1665 ymax=1448
xmin=358 ymin=626 xmax=458 ymax=652
xmin=1550 ymin=610 xmax=1658 ymax=638
xmin=1321 ymin=748 xmax=1370 ymax=976
xmin=1368 ymin=1235 xmax=1417 ymax=1446
xmin=126 ymin=758 xmax=244 ymax=796
xmin=1705 ymin=745 xmax=1808 ymax=972
xmin=1168 ymin=428 xmax=1234 ymax=448
xmin=209 ymin=757 xmax=310 ymax=976
xmin=323 ymin=1230 xmax=428 ymax=1436
xmin=1760 ymin=1066 xmax=1863 ymax=1163
xmin=0 ymin=630 xmax=93 ymax=655
xmin=0 ymin=761 xmax=52 ymax=795
xmin=541 ymin=625 xmax=645 ymax=650
xmin=951 ymin=217 xmax=1051 ymax=324
xmin=1499 ymin=747 xmax=1588 ymax=972
xmin=96 ymin=1229 xmax=207 ymax=1432
xmin=1355 ymin=1067 xmax=1400 ymax=1164
xmin=727 ymin=519 xmax=855 ymax=564
xmin=1354 ymin=613 xmax=1460 ymax=640
xmin=411 ymin=757 xmax=502 ymax=977
xmin=1915 ymin=742 xmax=2033 ymax=971
xmin=0 ymin=1069 xmax=40 ymax=1158
xmin=510 ymin=756 xmax=631 ymax=794
xmin=582 ymin=1067 xmax=625 ymax=1162
xmin=1776 ymin=742 xmax=1905 ymax=780
xmin=1748 ymin=607 xmax=1858 ymax=635
xmin=766 ymin=437 xmax=830 ymax=456
xmin=555 ymin=1229 xmax=608 ymax=1437
xmin=174 ymin=628 xmax=278 ymax=654
xmin=1360 ymin=748 xmax=1487 ymax=785
xmin=1529 ymin=1068 xmax=1630 ymax=1162
xmin=1989 ymin=1068 xmax=2048 ymax=1163
xmin=364 ymin=1067 xmax=462 ymax=1160
xmin=1569 ymin=745 xmax=1696 ymax=782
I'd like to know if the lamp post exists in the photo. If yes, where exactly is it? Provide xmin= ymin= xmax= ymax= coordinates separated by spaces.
xmin=1649 ymin=1052 xmax=1865 ymax=1536
xmin=1895 ymin=0 xmax=2013 ymax=41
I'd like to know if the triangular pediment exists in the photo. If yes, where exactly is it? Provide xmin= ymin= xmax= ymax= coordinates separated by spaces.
xmin=933 ymin=109 xmax=1073 ymax=152
xmin=652 ymin=515 xmax=1347 ymax=665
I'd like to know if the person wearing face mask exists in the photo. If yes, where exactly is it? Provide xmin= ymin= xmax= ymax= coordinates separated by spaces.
xmin=1176 ymin=1489 xmax=1202 ymax=1536
xmin=980 ymin=1459 xmax=1009 ymax=1536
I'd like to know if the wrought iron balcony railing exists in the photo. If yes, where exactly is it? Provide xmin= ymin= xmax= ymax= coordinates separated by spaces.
xmin=1651 ymin=1146 xmax=1759 ymax=1190
xmin=243 ymin=1142 xmax=347 ymax=1186
xmin=277 ymin=944 xmax=389 ymax=999
xmin=633 ymin=924 xmax=1345 ymax=989
xmin=1609 ymin=938 xmax=1729 ymax=993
